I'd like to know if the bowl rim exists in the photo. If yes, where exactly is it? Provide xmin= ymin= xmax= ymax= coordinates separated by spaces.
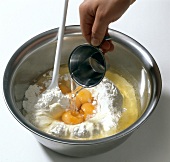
xmin=3 ymin=25 xmax=162 ymax=145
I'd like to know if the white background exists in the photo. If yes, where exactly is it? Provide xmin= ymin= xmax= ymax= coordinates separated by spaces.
xmin=1 ymin=0 xmax=170 ymax=161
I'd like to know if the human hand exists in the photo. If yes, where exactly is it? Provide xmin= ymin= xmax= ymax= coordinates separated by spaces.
xmin=79 ymin=0 xmax=134 ymax=53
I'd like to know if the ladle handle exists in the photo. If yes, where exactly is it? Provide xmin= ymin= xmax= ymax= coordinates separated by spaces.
xmin=50 ymin=0 xmax=69 ymax=88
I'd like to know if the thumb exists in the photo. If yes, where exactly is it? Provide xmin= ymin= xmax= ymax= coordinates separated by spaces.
xmin=91 ymin=14 xmax=109 ymax=46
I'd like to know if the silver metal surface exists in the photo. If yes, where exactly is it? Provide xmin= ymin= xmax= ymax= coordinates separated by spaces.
xmin=68 ymin=44 xmax=106 ymax=87
xmin=3 ymin=25 xmax=162 ymax=157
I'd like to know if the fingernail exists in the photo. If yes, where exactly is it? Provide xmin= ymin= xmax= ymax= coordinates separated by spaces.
xmin=91 ymin=37 xmax=100 ymax=46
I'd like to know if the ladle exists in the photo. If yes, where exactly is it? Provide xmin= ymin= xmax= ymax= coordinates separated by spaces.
xmin=68 ymin=36 xmax=112 ymax=88
xmin=48 ymin=0 xmax=68 ymax=89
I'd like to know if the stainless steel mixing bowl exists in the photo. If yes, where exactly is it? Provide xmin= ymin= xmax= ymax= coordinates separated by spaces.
xmin=3 ymin=25 xmax=162 ymax=157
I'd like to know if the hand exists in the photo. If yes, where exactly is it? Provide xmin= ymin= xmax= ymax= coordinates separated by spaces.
xmin=79 ymin=0 xmax=133 ymax=53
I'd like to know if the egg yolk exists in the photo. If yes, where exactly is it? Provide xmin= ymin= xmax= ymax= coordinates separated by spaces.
xmin=60 ymin=85 xmax=95 ymax=125
xmin=59 ymin=84 xmax=71 ymax=94
xmin=61 ymin=110 xmax=84 ymax=125
xmin=76 ymin=89 xmax=92 ymax=104
xmin=81 ymin=103 xmax=95 ymax=120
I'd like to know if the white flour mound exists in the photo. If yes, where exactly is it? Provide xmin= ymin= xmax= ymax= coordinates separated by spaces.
xmin=23 ymin=73 xmax=123 ymax=139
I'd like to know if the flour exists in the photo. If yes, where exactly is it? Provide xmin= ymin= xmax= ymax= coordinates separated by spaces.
xmin=23 ymin=72 xmax=123 ymax=139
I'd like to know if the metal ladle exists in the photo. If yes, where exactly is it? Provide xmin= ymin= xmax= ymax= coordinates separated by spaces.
xmin=68 ymin=44 xmax=107 ymax=88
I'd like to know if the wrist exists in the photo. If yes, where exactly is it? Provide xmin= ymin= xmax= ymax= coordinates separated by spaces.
xmin=130 ymin=0 xmax=136 ymax=4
